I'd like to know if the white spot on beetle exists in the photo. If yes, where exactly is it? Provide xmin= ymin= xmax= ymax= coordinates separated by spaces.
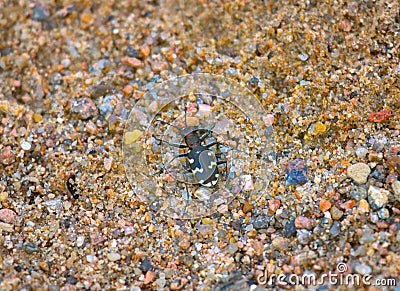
xmin=188 ymin=158 xmax=194 ymax=164
xmin=215 ymin=174 xmax=219 ymax=178
xmin=212 ymin=179 xmax=217 ymax=185
xmin=203 ymin=182 xmax=212 ymax=187
xmin=208 ymin=161 xmax=217 ymax=169
xmin=193 ymin=167 xmax=203 ymax=174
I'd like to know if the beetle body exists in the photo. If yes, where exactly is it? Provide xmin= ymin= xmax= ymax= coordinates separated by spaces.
xmin=155 ymin=124 xmax=225 ymax=188
xmin=185 ymin=131 xmax=220 ymax=187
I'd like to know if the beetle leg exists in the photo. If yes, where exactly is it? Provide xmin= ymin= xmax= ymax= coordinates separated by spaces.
xmin=199 ymin=124 xmax=216 ymax=142
xmin=154 ymin=136 xmax=188 ymax=148
xmin=204 ymin=141 xmax=219 ymax=149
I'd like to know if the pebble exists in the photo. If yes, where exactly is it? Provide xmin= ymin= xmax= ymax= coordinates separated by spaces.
xmin=367 ymin=109 xmax=392 ymax=123
xmin=86 ymin=255 xmax=96 ymax=263
xmin=283 ymin=219 xmax=296 ymax=237
xmin=227 ymin=243 xmax=238 ymax=254
xmin=347 ymin=163 xmax=371 ymax=184
xmin=61 ymin=59 xmax=71 ymax=68
xmin=298 ymin=53 xmax=309 ymax=61
xmin=271 ymin=236 xmax=288 ymax=251
xmin=71 ymin=98 xmax=98 ymax=120
xmin=0 ymin=192 xmax=8 ymax=202
xmin=31 ymin=3 xmax=50 ymax=21
xmin=314 ymin=121 xmax=327 ymax=133
xmin=330 ymin=206 xmax=344 ymax=220
xmin=124 ymin=130 xmax=143 ymax=144
xmin=355 ymin=147 xmax=368 ymax=159
xmin=297 ymin=229 xmax=311 ymax=244
xmin=33 ymin=113 xmax=43 ymax=123
xmin=319 ymin=199 xmax=331 ymax=212
xmin=359 ymin=229 xmax=376 ymax=244
xmin=294 ymin=216 xmax=314 ymax=230
xmin=126 ymin=46 xmax=139 ymax=58
xmin=242 ymin=201 xmax=254 ymax=213
xmin=38 ymin=261 xmax=49 ymax=272
xmin=1 ymin=146 xmax=15 ymax=165
xmin=350 ymin=186 xmax=367 ymax=200
xmin=252 ymin=215 xmax=270 ymax=229
xmin=151 ymin=61 xmax=168 ymax=73
xmin=392 ymin=181 xmax=400 ymax=196
xmin=121 ymin=57 xmax=143 ymax=68
xmin=197 ymin=225 xmax=213 ymax=236
xmin=387 ymin=155 xmax=400 ymax=173
xmin=0 ymin=222 xmax=14 ymax=232
xmin=99 ymin=95 xmax=115 ymax=115
xmin=243 ymin=174 xmax=254 ymax=191
xmin=76 ymin=235 xmax=85 ymax=247
xmin=21 ymin=141 xmax=32 ymax=151
xmin=0 ymin=208 xmax=17 ymax=224
xmin=330 ymin=221 xmax=340 ymax=237
xmin=358 ymin=199 xmax=370 ymax=213
xmin=66 ymin=276 xmax=78 ymax=285
xmin=107 ymin=252 xmax=121 ymax=262
xmin=262 ymin=114 xmax=275 ymax=126
xmin=140 ymin=258 xmax=153 ymax=271
xmin=286 ymin=159 xmax=308 ymax=186
xmin=104 ymin=157 xmax=113 ymax=171
xmin=368 ymin=186 xmax=389 ymax=210
xmin=144 ymin=270 xmax=155 ymax=284
xmin=371 ymin=165 xmax=386 ymax=181
xmin=268 ymin=199 xmax=280 ymax=213
xmin=23 ymin=242 xmax=39 ymax=253
xmin=354 ymin=263 xmax=372 ymax=275
xmin=377 ymin=208 xmax=390 ymax=219
xmin=340 ymin=200 xmax=355 ymax=210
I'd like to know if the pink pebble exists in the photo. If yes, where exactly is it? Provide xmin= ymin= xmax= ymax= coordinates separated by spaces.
xmin=243 ymin=175 xmax=254 ymax=191
xmin=199 ymin=104 xmax=211 ymax=113
xmin=262 ymin=114 xmax=275 ymax=126
xmin=0 ymin=209 xmax=17 ymax=224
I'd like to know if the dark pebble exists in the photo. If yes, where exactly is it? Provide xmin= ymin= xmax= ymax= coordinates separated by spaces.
xmin=126 ymin=46 xmax=139 ymax=58
xmin=14 ymin=264 xmax=22 ymax=272
xmin=0 ymin=48 xmax=13 ymax=56
xmin=252 ymin=215 xmax=270 ymax=229
xmin=66 ymin=276 xmax=78 ymax=285
xmin=283 ymin=219 xmax=296 ymax=237
xmin=23 ymin=242 xmax=39 ymax=254
xmin=92 ymin=84 xmax=113 ymax=98
xmin=330 ymin=221 xmax=340 ymax=237
xmin=286 ymin=159 xmax=308 ymax=186
xmin=231 ymin=219 xmax=242 ymax=230
xmin=140 ymin=258 xmax=153 ymax=271
xmin=31 ymin=3 xmax=50 ymax=21
xmin=350 ymin=186 xmax=367 ymax=201
xmin=371 ymin=165 xmax=386 ymax=181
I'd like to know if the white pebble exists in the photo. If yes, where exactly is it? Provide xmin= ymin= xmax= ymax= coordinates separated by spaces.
xmin=107 ymin=252 xmax=121 ymax=261
xmin=21 ymin=141 xmax=32 ymax=151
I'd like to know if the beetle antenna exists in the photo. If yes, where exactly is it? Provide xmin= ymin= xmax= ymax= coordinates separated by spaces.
xmin=184 ymin=103 xmax=187 ymax=126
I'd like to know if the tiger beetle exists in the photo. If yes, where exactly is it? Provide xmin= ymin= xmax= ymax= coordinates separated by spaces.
xmin=153 ymin=104 xmax=227 ymax=188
